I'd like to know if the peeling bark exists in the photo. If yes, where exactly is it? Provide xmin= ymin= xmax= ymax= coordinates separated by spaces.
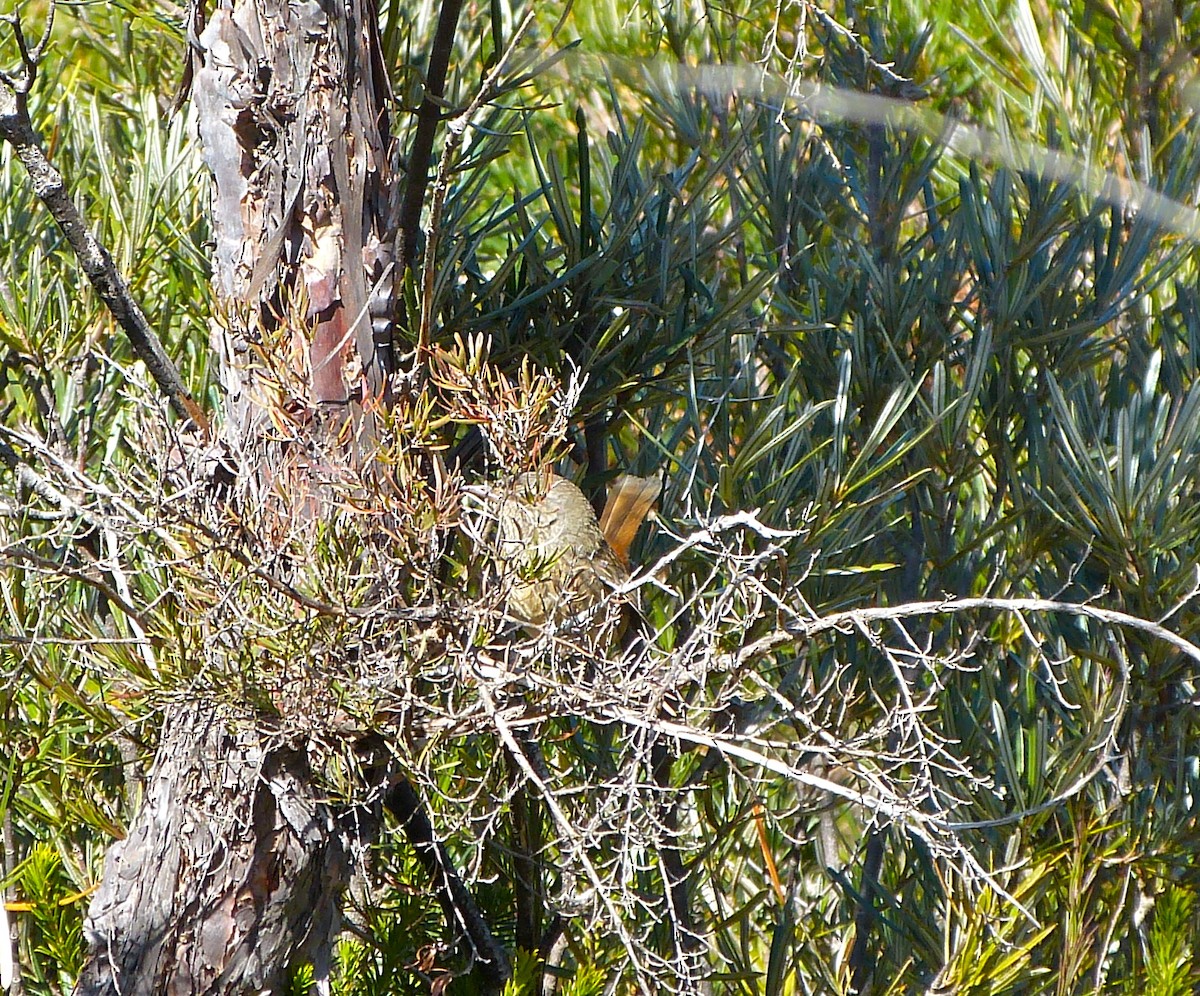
xmin=190 ymin=0 xmax=396 ymax=445
xmin=75 ymin=704 xmax=366 ymax=996
xmin=75 ymin=2 xmax=401 ymax=992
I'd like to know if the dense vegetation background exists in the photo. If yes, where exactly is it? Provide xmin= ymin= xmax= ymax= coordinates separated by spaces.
xmin=2 ymin=0 xmax=1200 ymax=993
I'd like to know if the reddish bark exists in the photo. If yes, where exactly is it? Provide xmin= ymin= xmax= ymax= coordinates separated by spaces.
xmin=75 ymin=705 xmax=365 ymax=995
xmin=76 ymin=1 xmax=400 ymax=991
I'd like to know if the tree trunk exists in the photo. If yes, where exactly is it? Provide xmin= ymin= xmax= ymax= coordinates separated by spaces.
xmin=75 ymin=705 xmax=364 ymax=995
xmin=75 ymin=0 xmax=401 ymax=991
xmin=192 ymin=0 xmax=395 ymax=445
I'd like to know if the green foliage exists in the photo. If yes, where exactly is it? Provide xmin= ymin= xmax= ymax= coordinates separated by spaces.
xmin=4 ymin=0 xmax=1200 ymax=993
xmin=0 ymin=0 xmax=209 ymax=987
xmin=1139 ymin=886 xmax=1197 ymax=996
xmin=3 ymin=843 xmax=87 ymax=995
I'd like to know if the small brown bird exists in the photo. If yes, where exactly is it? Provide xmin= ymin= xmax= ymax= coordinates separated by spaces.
xmin=496 ymin=471 xmax=659 ymax=629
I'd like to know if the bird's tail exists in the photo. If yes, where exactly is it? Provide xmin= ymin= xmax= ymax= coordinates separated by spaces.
xmin=600 ymin=473 xmax=660 ymax=566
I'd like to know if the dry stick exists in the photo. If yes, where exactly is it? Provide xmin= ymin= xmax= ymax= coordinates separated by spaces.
xmin=0 ymin=8 xmax=207 ymax=434
xmin=478 ymin=682 xmax=658 ymax=996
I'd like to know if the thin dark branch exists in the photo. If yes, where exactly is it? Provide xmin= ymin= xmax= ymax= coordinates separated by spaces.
xmin=0 ymin=44 xmax=208 ymax=433
xmin=650 ymin=739 xmax=705 ymax=982
xmin=507 ymin=750 xmax=544 ymax=956
xmin=3 ymin=799 xmax=23 ymax=994
xmin=417 ymin=7 xmax=536 ymax=352
xmin=849 ymin=829 xmax=886 ymax=993
xmin=384 ymin=777 xmax=510 ymax=991
xmin=397 ymin=0 xmax=465 ymax=274
xmin=0 ymin=0 xmax=54 ymax=93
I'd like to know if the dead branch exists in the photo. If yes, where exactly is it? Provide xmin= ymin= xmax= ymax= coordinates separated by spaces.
xmin=0 ymin=4 xmax=207 ymax=433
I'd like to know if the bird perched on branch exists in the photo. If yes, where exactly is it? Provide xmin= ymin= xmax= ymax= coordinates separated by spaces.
xmin=495 ymin=471 xmax=659 ymax=630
